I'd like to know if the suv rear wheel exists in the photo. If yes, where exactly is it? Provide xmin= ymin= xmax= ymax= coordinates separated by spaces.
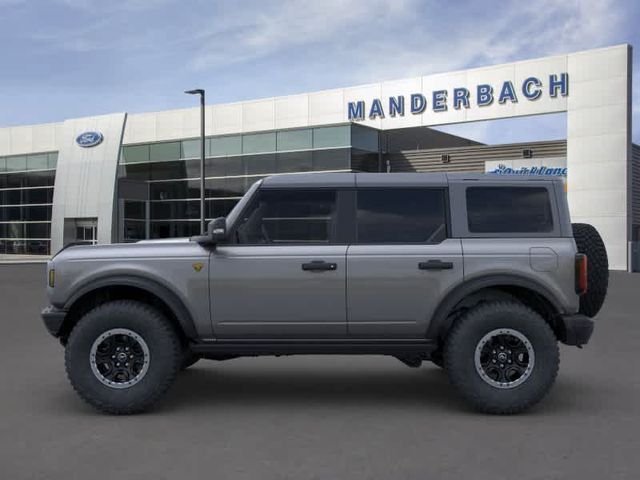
xmin=65 ymin=300 xmax=181 ymax=414
xmin=444 ymin=301 xmax=559 ymax=414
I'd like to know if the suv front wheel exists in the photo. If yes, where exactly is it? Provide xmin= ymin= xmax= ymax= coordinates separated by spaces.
xmin=65 ymin=300 xmax=182 ymax=414
xmin=444 ymin=301 xmax=559 ymax=414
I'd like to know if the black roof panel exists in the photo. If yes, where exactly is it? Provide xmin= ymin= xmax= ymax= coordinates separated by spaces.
xmin=259 ymin=172 xmax=562 ymax=188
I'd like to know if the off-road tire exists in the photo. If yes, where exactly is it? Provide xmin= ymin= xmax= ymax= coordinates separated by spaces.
xmin=444 ymin=301 xmax=559 ymax=414
xmin=65 ymin=300 xmax=182 ymax=414
xmin=572 ymin=223 xmax=609 ymax=317
xmin=433 ymin=291 xmax=518 ymax=369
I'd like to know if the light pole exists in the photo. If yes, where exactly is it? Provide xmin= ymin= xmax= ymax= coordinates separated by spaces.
xmin=185 ymin=88 xmax=206 ymax=234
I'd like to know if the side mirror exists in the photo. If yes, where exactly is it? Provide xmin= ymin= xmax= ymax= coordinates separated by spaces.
xmin=191 ymin=217 xmax=227 ymax=246
xmin=209 ymin=216 xmax=227 ymax=243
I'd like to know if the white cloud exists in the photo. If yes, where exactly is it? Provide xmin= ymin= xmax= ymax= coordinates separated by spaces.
xmin=53 ymin=0 xmax=172 ymax=11
xmin=23 ymin=0 xmax=627 ymax=80
xmin=348 ymin=0 xmax=624 ymax=82
xmin=183 ymin=0 xmax=624 ymax=81
xmin=188 ymin=0 xmax=419 ymax=71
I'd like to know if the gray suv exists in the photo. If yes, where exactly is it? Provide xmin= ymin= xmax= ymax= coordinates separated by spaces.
xmin=41 ymin=173 xmax=608 ymax=414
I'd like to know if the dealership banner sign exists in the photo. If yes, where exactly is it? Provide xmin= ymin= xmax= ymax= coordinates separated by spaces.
xmin=348 ymin=73 xmax=569 ymax=121
xmin=485 ymin=158 xmax=567 ymax=177
xmin=488 ymin=164 xmax=567 ymax=176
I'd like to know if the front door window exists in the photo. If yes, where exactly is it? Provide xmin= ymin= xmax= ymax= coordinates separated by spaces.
xmin=234 ymin=189 xmax=338 ymax=245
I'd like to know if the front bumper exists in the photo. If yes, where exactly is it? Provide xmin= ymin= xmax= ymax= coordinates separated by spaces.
xmin=557 ymin=313 xmax=594 ymax=347
xmin=41 ymin=305 xmax=67 ymax=338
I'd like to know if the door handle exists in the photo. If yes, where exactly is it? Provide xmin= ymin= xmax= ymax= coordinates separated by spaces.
xmin=418 ymin=260 xmax=454 ymax=270
xmin=302 ymin=260 xmax=337 ymax=272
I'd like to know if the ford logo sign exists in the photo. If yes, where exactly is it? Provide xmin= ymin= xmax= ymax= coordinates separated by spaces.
xmin=76 ymin=131 xmax=103 ymax=148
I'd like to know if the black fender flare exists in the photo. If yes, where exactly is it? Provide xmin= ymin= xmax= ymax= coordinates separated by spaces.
xmin=63 ymin=274 xmax=198 ymax=339
xmin=426 ymin=274 xmax=565 ymax=340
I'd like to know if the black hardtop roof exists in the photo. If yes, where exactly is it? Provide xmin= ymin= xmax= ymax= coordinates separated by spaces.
xmin=260 ymin=172 xmax=562 ymax=188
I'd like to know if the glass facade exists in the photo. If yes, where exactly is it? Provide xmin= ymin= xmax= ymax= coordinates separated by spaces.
xmin=0 ymin=152 xmax=57 ymax=254
xmin=117 ymin=124 xmax=379 ymax=241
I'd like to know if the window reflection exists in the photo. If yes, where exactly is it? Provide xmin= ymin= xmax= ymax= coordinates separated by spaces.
xmin=0 ymin=152 xmax=56 ymax=255
xmin=116 ymin=126 xmax=371 ymax=242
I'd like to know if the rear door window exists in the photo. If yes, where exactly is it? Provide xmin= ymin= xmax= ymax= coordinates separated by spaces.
xmin=466 ymin=186 xmax=553 ymax=233
xmin=356 ymin=189 xmax=447 ymax=244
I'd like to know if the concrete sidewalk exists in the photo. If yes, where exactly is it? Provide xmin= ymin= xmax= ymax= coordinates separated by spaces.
xmin=0 ymin=254 xmax=50 ymax=264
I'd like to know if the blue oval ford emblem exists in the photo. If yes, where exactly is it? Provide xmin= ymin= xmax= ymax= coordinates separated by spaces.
xmin=76 ymin=131 xmax=103 ymax=148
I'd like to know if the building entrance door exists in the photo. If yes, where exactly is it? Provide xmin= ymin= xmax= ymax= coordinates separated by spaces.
xmin=75 ymin=221 xmax=97 ymax=245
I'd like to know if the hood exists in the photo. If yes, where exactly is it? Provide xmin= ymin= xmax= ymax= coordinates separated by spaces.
xmin=53 ymin=238 xmax=206 ymax=261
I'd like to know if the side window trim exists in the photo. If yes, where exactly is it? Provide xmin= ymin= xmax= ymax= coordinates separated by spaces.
xmin=353 ymin=187 xmax=450 ymax=245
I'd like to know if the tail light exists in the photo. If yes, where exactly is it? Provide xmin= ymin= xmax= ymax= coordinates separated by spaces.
xmin=575 ymin=254 xmax=588 ymax=295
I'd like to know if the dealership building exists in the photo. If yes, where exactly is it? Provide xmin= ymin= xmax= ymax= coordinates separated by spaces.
xmin=0 ymin=44 xmax=637 ymax=270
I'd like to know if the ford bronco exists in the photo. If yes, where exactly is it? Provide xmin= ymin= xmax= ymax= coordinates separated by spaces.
xmin=41 ymin=173 xmax=608 ymax=414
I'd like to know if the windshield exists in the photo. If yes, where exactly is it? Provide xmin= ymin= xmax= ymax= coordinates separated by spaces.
xmin=225 ymin=179 xmax=263 ymax=229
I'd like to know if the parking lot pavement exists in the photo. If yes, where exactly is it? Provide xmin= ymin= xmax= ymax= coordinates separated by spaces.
xmin=1 ymin=264 xmax=639 ymax=480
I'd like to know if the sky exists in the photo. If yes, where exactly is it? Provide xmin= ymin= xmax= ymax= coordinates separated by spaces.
xmin=0 ymin=0 xmax=638 ymax=145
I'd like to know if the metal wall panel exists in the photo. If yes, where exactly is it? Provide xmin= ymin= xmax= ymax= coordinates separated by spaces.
xmin=50 ymin=113 xmax=127 ymax=253
xmin=632 ymin=144 xmax=640 ymax=226
xmin=0 ymin=122 xmax=61 ymax=156
xmin=566 ymin=45 xmax=632 ymax=271
xmin=385 ymin=140 xmax=567 ymax=174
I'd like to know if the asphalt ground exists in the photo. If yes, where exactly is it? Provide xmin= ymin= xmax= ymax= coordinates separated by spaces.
xmin=1 ymin=264 xmax=639 ymax=479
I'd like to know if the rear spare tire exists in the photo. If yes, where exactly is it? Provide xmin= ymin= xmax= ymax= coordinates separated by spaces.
xmin=572 ymin=223 xmax=608 ymax=317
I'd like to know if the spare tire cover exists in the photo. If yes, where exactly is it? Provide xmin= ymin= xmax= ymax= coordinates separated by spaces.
xmin=572 ymin=223 xmax=609 ymax=317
